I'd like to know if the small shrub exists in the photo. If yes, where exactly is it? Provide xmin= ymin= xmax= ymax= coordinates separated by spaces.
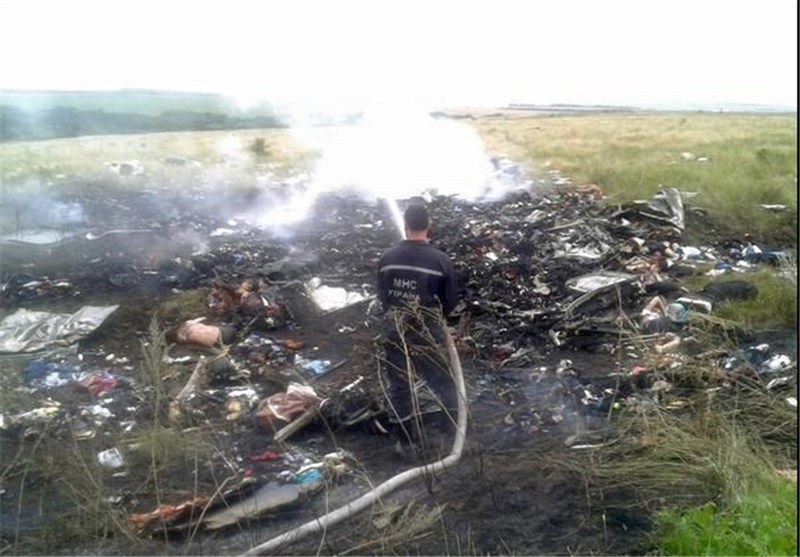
xmin=249 ymin=137 xmax=268 ymax=157
xmin=126 ymin=425 xmax=187 ymax=471
xmin=157 ymin=289 xmax=209 ymax=321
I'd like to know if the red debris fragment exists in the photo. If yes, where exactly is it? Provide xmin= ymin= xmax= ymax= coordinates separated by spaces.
xmin=631 ymin=365 xmax=648 ymax=376
xmin=128 ymin=497 xmax=211 ymax=533
xmin=280 ymin=339 xmax=305 ymax=350
xmin=76 ymin=373 xmax=118 ymax=397
xmin=254 ymin=384 xmax=320 ymax=431
xmin=250 ymin=450 xmax=279 ymax=462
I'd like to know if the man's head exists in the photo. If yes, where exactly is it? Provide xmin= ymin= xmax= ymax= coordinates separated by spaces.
xmin=404 ymin=204 xmax=430 ymax=239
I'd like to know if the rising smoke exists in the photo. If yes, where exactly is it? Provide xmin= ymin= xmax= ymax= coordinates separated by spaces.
xmin=0 ymin=180 xmax=85 ymax=238
xmin=248 ymin=105 xmax=515 ymax=234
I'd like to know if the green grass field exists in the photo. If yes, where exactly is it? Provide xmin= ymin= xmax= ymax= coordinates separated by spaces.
xmin=653 ymin=474 xmax=797 ymax=556
xmin=472 ymin=112 xmax=797 ymax=244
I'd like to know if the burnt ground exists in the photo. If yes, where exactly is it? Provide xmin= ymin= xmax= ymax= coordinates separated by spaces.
xmin=0 ymin=177 xmax=795 ymax=556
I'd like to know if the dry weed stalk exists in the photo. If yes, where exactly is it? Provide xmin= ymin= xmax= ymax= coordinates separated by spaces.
xmin=536 ymin=387 xmax=785 ymax=517
xmin=337 ymin=501 xmax=445 ymax=555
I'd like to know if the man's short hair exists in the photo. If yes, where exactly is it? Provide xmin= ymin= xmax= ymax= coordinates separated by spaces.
xmin=404 ymin=204 xmax=430 ymax=232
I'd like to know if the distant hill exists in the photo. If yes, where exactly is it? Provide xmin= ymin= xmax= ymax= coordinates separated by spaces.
xmin=505 ymin=101 xmax=796 ymax=114
xmin=0 ymin=89 xmax=286 ymax=141
xmin=641 ymin=101 xmax=796 ymax=113
xmin=507 ymin=103 xmax=639 ymax=113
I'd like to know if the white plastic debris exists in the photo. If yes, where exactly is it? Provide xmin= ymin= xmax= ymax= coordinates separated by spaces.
xmin=97 ymin=448 xmax=125 ymax=470
xmin=306 ymin=278 xmax=368 ymax=312
xmin=676 ymin=295 xmax=713 ymax=314
xmin=680 ymin=246 xmax=703 ymax=259
xmin=226 ymin=387 xmax=260 ymax=408
xmin=766 ymin=376 xmax=794 ymax=390
xmin=163 ymin=355 xmax=193 ymax=364
xmin=42 ymin=371 xmax=73 ymax=388
xmin=210 ymin=228 xmax=237 ymax=237
xmin=566 ymin=271 xmax=636 ymax=294
xmin=83 ymin=405 xmax=114 ymax=420
xmin=555 ymin=245 xmax=609 ymax=260
xmin=761 ymin=354 xmax=792 ymax=373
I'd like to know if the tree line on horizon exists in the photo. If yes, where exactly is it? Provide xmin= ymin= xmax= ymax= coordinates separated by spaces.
xmin=0 ymin=105 xmax=287 ymax=142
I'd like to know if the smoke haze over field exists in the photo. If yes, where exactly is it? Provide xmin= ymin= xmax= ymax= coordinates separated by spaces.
xmin=252 ymin=106 xmax=509 ymax=231
xmin=0 ymin=182 xmax=85 ymax=234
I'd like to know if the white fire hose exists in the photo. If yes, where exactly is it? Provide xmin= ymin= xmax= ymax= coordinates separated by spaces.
xmin=241 ymin=335 xmax=468 ymax=556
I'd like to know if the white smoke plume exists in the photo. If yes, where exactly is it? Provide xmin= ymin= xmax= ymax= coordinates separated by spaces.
xmin=0 ymin=180 xmax=85 ymax=236
xmin=299 ymin=106 xmax=496 ymax=199
xmin=251 ymin=104 xmax=514 ymax=232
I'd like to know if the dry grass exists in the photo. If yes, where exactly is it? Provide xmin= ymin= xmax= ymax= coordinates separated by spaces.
xmin=0 ymin=316 xmax=233 ymax=554
xmin=1 ymin=127 xmax=318 ymax=188
xmin=529 ymin=370 xmax=797 ymax=521
xmin=336 ymin=501 xmax=446 ymax=555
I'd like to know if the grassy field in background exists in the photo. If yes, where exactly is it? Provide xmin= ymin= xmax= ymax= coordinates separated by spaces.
xmin=472 ymin=112 xmax=797 ymax=244
xmin=0 ymin=128 xmax=317 ymax=188
xmin=2 ymin=111 xmax=796 ymax=244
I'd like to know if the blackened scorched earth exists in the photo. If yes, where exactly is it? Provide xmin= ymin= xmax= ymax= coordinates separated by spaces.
xmin=1 ymin=183 xmax=679 ymax=555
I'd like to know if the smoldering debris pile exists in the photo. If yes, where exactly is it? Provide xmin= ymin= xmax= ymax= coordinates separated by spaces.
xmin=0 ymin=160 xmax=796 ymax=545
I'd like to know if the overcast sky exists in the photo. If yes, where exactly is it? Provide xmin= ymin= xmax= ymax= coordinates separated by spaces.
xmin=1 ymin=0 xmax=797 ymax=110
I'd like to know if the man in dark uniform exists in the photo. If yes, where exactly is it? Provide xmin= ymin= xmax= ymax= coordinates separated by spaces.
xmin=377 ymin=203 xmax=458 ymax=433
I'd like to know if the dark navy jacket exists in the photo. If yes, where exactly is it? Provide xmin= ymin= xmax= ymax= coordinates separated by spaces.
xmin=377 ymin=240 xmax=458 ymax=316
